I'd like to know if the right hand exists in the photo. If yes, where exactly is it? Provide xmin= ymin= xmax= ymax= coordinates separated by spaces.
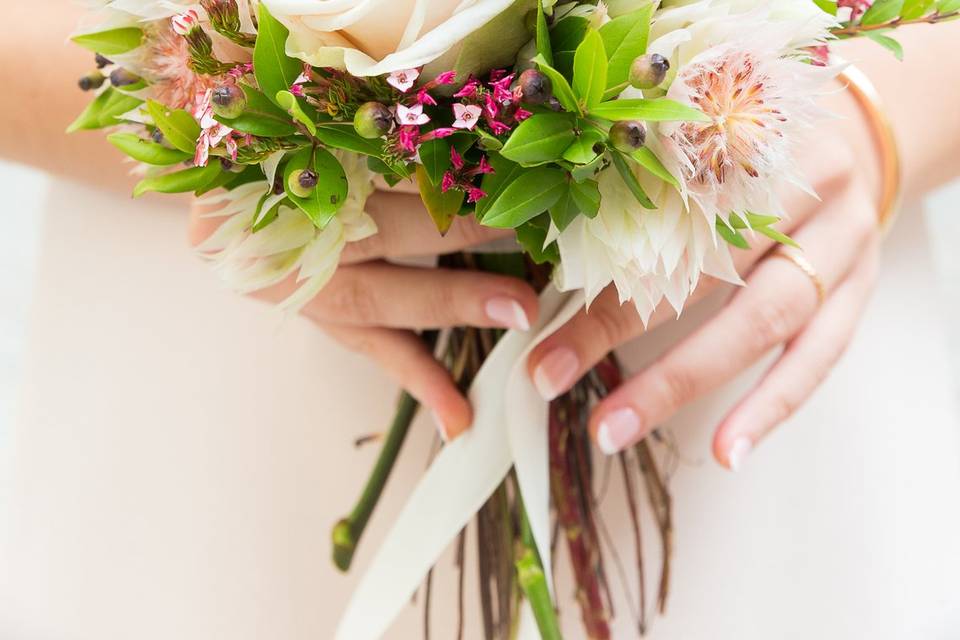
xmin=189 ymin=188 xmax=540 ymax=441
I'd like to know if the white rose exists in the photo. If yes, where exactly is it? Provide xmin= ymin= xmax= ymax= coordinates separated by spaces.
xmin=262 ymin=0 xmax=534 ymax=77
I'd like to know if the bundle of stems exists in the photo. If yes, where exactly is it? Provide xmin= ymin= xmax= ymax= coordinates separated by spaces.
xmin=332 ymin=253 xmax=675 ymax=639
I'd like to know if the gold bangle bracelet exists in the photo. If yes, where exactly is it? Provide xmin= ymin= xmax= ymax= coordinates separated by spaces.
xmin=835 ymin=62 xmax=903 ymax=232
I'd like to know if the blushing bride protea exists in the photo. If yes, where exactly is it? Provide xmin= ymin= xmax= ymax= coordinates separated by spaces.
xmin=552 ymin=0 xmax=837 ymax=324
xmin=197 ymin=150 xmax=377 ymax=312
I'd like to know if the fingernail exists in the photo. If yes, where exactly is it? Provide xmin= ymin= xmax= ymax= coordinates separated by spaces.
xmin=596 ymin=407 xmax=642 ymax=455
xmin=532 ymin=347 xmax=579 ymax=401
xmin=431 ymin=410 xmax=450 ymax=443
xmin=485 ymin=297 xmax=530 ymax=331
xmin=727 ymin=437 xmax=752 ymax=471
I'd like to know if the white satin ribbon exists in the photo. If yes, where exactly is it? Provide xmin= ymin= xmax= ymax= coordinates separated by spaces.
xmin=335 ymin=285 xmax=585 ymax=639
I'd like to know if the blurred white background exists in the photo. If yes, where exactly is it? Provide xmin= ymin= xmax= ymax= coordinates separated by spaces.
xmin=0 ymin=159 xmax=958 ymax=439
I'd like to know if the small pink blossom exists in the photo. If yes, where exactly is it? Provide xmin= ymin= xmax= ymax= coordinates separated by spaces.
xmin=397 ymin=126 xmax=419 ymax=153
xmin=229 ymin=63 xmax=254 ymax=80
xmin=441 ymin=172 xmax=456 ymax=192
xmin=416 ymin=88 xmax=437 ymax=106
xmin=487 ymin=119 xmax=511 ymax=135
xmin=450 ymin=147 xmax=464 ymax=170
xmin=514 ymin=107 xmax=533 ymax=122
xmin=466 ymin=187 xmax=486 ymax=203
xmin=433 ymin=71 xmax=457 ymax=85
xmin=475 ymin=156 xmax=495 ymax=175
xmin=423 ymin=127 xmax=457 ymax=140
xmin=490 ymin=73 xmax=515 ymax=104
xmin=452 ymin=103 xmax=483 ymax=130
xmin=489 ymin=69 xmax=509 ymax=82
xmin=172 ymin=9 xmax=200 ymax=36
xmin=290 ymin=84 xmax=305 ymax=97
xmin=192 ymin=89 xmax=236 ymax=167
xmin=483 ymin=94 xmax=499 ymax=119
xmin=396 ymin=103 xmax=430 ymax=126
xmin=387 ymin=68 xmax=420 ymax=92
xmin=454 ymin=79 xmax=481 ymax=99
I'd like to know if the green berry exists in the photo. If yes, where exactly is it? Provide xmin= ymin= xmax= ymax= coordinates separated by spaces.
xmin=629 ymin=54 xmax=670 ymax=90
xmin=353 ymin=102 xmax=393 ymax=139
xmin=211 ymin=83 xmax=247 ymax=119
xmin=609 ymin=120 xmax=647 ymax=153
xmin=288 ymin=169 xmax=318 ymax=198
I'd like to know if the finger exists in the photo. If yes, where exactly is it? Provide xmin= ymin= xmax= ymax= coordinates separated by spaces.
xmin=339 ymin=191 xmax=511 ymax=264
xmin=588 ymin=181 xmax=878 ymax=455
xmin=712 ymin=238 xmax=881 ymax=470
xmin=253 ymin=262 xmax=539 ymax=331
xmin=525 ymin=185 xmax=828 ymax=402
xmin=323 ymin=324 xmax=472 ymax=441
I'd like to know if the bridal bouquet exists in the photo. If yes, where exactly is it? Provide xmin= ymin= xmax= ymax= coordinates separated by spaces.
xmin=69 ymin=0 xmax=957 ymax=637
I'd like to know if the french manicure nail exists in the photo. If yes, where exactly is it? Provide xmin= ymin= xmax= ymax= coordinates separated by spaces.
xmin=485 ymin=297 xmax=530 ymax=331
xmin=532 ymin=347 xmax=579 ymax=401
xmin=596 ymin=407 xmax=643 ymax=455
xmin=727 ymin=437 xmax=752 ymax=471
xmin=431 ymin=410 xmax=450 ymax=443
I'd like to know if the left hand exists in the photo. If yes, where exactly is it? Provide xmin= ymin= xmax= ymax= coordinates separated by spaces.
xmin=527 ymin=122 xmax=883 ymax=470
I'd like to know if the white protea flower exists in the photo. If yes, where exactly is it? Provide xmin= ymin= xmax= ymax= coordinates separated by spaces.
xmin=552 ymin=0 xmax=836 ymax=323
xmin=198 ymin=151 xmax=377 ymax=312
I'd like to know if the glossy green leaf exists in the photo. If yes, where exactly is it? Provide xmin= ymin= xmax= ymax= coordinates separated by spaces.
xmin=861 ymin=0 xmax=904 ymax=25
xmin=535 ymin=0 xmax=553 ymax=66
xmin=590 ymin=98 xmax=710 ymax=122
xmin=146 ymin=100 xmax=201 ymax=154
xmin=133 ymin=163 xmax=220 ymax=197
xmin=276 ymin=90 xmax=317 ymax=135
xmin=72 ymin=27 xmax=144 ymax=55
xmin=416 ymin=165 xmax=463 ymax=234
xmin=716 ymin=219 xmax=750 ymax=249
xmin=476 ymin=155 xmax=525 ymax=219
xmin=573 ymin=30 xmax=607 ymax=110
xmin=865 ymin=32 xmax=904 ymax=59
xmin=283 ymin=147 xmax=348 ymax=228
xmin=550 ymin=16 xmax=590 ymax=77
xmin=548 ymin=182 xmax=578 ymax=231
xmin=569 ymin=179 xmax=601 ymax=218
xmin=254 ymin=4 xmax=304 ymax=108
xmin=562 ymin=130 xmax=605 ymax=164
xmin=632 ymin=147 xmax=679 ymax=188
xmin=481 ymin=167 xmax=568 ymax=228
xmin=531 ymin=54 xmax=581 ymax=114
xmin=107 ymin=133 xmax=192 ymax=165
xmin=610 ymin=151 xmax=654 ymax=208
xmin=418 ymin=138 xmax=451 ymax=187
xmin=516 ymin=213 xmax=560 ymax=264
xmin=599 ymin=4 xmax=654 ymax=96
xmin=500 ymin=112 xmax=577 ymax=166
xmin=67 ymin=88 xmax=143 ymax=133
xmin=314 ymin=124 xmax=384 ymax=156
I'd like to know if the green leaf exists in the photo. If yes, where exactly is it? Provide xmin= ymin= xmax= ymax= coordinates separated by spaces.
xmin=516 ymin=213 xmax=560 ymax=264
xmin=569 ymin=179 xmax=601 ymax=218
xmin=590 ymin=98 xmax=710 ymax=122
xmin=572 ymin=30 xmax=607 ymax=110
xmin=476 ymin=155 xmax=525 ymax=219
xmin=133 ymin=163 xmax=220 ymax=197
xmin=418 ymin=138 xmax=450 ymax=187
xmin=500 ymin=112 xmax=577 ymax=166
xmin=146 ymin=100 xmax=201 ymax=154
xmin=716 ymin=219 xmax=750 ymax=250
xmin=72 ymin=27 xmax=144 ymax=55
xmin=107 ymin=133 xmax=192 ymax=165
xmin=276 ymin=90 xmax=317 ymax=135
xmin=67 ymin=88 xmax=143 ymax=133
xmin=550 ymin=16 xmax=590 ymax=77
xmin=416 ymin=165 xmax=464 ymax=234
xmin=476 ymin=128 xmax=504 ymax=150
xmin=811 ymin=0 xmax=838 ymax=16
xmin=283 ymin=147 xmax=348 ymax=228
xmin=314 ymin=124 xmax=384 ymax=157
xmin=535 ymin=0 xmax=553 ymax=66
xmin=548 ymin=182 xmax=578 ymax=231
xmin=610 ymin=151 xmax=654 ymax=208
xmin=482 ymin=167 xmax=567 ymax=228
xmin=216 ymin=84 xmax=298 ymax=137
xmin=562 ymin=130 xmax=604 ymax=164
xmin=861 ymin=0 xmax=904 ymax=25
xmin=599 ymin=4 xmax=654 ymax=96
xmin=632 ymin=147 xmax=679 ymax=188
xmin=901 ymin=0 xmax=935 ymax=19
xmin=938 ymin=0 xmax=960 ymax=13
xmin=865 ymin=32 xmax=904 ymax=59
xmin=531 ymin=54 xmax=581 ymax=115
xmin=254 ymin=3 xmax=304 ymax=108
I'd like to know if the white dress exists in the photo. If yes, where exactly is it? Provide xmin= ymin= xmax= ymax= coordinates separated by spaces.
xmin=1 ymin=180 xmax=959 ymax=639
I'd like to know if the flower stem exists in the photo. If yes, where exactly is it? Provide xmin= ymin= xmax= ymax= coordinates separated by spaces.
xmin=332 ymin=390 xmax=420 ymax=572
xmin=516 ymin=513 xmax=563 ymax=640
xmin=831 ymin=11 xmax=959 ymax=38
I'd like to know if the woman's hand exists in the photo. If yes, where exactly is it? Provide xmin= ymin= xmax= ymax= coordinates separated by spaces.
xmin=190 ymin=189 xmax=538 ymax=442
xmin=527 ymin=110 xmax=883 ymax=470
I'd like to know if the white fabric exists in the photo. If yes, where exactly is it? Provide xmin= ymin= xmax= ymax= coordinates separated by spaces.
xmin=1 ymin=182 xmax=959 ymax=639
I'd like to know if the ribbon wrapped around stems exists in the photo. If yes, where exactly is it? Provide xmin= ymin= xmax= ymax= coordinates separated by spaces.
xmin=335 ymin=285 xmax=586 ymax=639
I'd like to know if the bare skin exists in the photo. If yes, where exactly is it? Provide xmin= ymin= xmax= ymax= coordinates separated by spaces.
xmin=3 ymin=4 xmax=960 ymax=458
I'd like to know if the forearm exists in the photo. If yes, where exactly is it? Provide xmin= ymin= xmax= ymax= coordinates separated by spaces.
xmin=833 ymin=22 xmax=960 ymax=199
xmin=0 ymin=2 xmax=133 ymax=190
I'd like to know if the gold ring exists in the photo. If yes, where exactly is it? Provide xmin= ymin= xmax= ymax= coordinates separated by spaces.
xmin=771 ymin=251 xmax=826 ymax=306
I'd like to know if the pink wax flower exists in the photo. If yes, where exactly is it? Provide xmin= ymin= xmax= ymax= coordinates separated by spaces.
xmin=452 ymin=103 xmax=483 ymax=130
xmin=387 ymin=68 xmax=420 ymax=92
